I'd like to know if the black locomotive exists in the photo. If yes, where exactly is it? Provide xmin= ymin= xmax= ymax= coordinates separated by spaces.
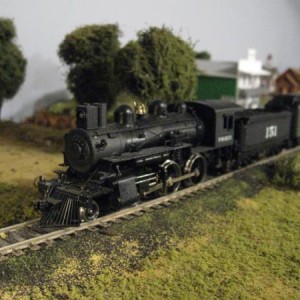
xmin=36 ymin=94 xmax=300 ymax=227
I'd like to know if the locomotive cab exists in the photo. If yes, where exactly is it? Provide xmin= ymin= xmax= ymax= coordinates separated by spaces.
xmin=185 ymin=101 xmax=243 ymax=148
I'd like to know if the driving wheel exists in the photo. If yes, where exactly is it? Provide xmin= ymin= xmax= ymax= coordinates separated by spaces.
xmin=184 ymin=154 xmax=207 ymax=187
xmin=159 ymin=160 xmax=182 ymax=195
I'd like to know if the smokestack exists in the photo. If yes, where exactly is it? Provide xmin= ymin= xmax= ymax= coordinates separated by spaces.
xmin=97 ymin=103 xmax=107 ymax=128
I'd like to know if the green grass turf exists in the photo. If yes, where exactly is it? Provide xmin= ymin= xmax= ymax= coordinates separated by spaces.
xmin=0 ymin=122 xmax=64 ymax=227
xmin=0 ymin=162 xmax=299 ymax=299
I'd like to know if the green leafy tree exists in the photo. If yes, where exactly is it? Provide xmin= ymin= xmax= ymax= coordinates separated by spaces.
xmin=0 ymin=18 xmax=26 ymax=119
xmin=58 ymin=24 xmax=121 ymax=107
xmin=195 ymin=51 xmax=211 ymax=60
xmin=117 ymin=27 xmax=197 ymax=102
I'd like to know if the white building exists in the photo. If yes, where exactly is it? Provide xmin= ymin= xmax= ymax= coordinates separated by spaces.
xmin=237 ymin=49 xmax=271 ymax=108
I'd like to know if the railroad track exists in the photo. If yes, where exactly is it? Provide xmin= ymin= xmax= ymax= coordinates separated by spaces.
xmin=0 ymin=146 xmax=299 ymax=261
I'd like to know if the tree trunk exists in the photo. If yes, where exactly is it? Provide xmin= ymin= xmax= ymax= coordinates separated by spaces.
xmin=0 ymin=102 xmax=2 ymax=121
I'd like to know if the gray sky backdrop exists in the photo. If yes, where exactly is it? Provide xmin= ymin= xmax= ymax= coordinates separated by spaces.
xmin=1 ymin=0 xmax=300 ymax=119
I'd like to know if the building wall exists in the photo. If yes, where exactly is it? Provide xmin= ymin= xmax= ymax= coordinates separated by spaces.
xmin=238 ymin=74 xmax=261 ymax=90
xmin=196 ymin=76 xmax=237 ymax=100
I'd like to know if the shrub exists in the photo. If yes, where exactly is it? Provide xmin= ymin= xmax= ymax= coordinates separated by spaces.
xmin=272 ymin=154 xmax=300 ymax=189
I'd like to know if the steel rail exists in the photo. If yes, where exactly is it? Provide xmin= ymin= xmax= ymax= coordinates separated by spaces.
xmin=0 ymin=219 xmax=39 ymax=234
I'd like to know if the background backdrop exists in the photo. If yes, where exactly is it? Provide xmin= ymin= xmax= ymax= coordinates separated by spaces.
xmin=1 ymin=0 xmax=300 ymax=119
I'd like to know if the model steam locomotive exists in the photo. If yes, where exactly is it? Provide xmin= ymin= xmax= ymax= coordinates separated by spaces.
xmin=36 ymin=94 xmax=300 ymax=227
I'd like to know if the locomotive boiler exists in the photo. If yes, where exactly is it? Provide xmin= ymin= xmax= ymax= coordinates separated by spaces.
xmin=36 ymin=95 xmax=300 ymax=227
xmin=65 ymin=100 xmax=204 ymax=174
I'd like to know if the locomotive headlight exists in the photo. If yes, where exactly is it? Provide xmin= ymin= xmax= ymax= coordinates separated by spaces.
xmin=69 ymin=142 xmax=83 ymax=160
xmin=76 ymin=110 xmax=86 ymax=120
xmin=65 ymin=129 xmax=94 ymax=173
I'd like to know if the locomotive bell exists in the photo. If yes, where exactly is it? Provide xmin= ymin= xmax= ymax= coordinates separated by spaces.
xmin=134 ymin=101 xmax=147 ymax=116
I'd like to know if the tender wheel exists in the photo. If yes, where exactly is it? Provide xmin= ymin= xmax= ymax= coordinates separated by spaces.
xmin=159 ymin=160 xmax=182 ymax=195
xmin=184 ymin=154 xmax=207 ymax=186
xmin=79 ymin=200 xmax=99 ymax=222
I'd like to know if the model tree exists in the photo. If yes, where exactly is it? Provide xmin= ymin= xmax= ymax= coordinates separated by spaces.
xmin=58 ymin=24 xmax=121 ymax=107
xmin=195 ymin=51 xmax=211 ymax=60
xmin=0 ymin=18 xmax=26 ymax=119
xmin=117 ymin=27 xmax=197 ymax=102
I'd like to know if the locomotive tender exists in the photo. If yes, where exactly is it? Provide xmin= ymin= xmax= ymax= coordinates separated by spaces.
xmin=36 ymin=94 xmax=300 ymax=227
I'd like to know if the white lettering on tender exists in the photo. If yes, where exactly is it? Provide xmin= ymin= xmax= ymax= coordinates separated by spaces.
xmin=265 ymin=126 xmax=278 ymax=139
xmin=218 ymin=135 xmax=232 ymax=143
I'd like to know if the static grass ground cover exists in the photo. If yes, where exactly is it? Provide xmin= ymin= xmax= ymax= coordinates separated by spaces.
xmin=0 ymin=122 xmax=64 ymax=226
xmin=0 ymin=162 xmax=299 ymax=299
xmin=0 ymin=143 xmax=63 ymax=186
xmin=0 ymin=182 xmax=38 ymax=227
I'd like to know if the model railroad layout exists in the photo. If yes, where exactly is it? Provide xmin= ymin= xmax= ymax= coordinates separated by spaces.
xmin=0 ymin=94 xmax=299 ymax=259
xmin=0 ymin=138 xmax=299 ymax=261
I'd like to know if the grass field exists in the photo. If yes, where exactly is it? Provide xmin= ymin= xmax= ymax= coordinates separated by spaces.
xmin=0 ymin=122 xmax=299 ymax=299
xmin=0 ymin=122 xmax=64 ymax=226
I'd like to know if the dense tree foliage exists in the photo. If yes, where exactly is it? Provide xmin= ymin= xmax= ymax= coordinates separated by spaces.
xmin=59 ymin=25 xmax=197 ymax=106
xmin=117 ymin=27 xmax=197 ymax=102
xmin=58 ymin=24 xmax=121 ymax=107
xmin=195 ymin=51 xmax=211 ymax=60
xmin=0 ymin=18 xmax=26 ymax=119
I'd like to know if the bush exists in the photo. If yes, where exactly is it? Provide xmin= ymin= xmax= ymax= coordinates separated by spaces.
xmin=48 ymin=99 xmax=77 ymax=117
xmin=272 ymin=154 xmax=300 ymax=189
